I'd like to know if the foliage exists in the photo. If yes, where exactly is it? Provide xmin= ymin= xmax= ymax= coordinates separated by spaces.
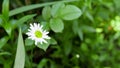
xmin=0 ymin=0 xmax=120 ymax=68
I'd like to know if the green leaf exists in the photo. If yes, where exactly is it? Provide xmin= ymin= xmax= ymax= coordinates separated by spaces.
xmin=3 ymin=23 xmax=12 ymax=36
xmin=2 ymin=0 xmax=9 ymax=21
xmin=0 ymin=14 xmax=7 ymax=26
xmin=85 ymin=11 xmax=94 ymax=22
xmin=50 ymin=18 xmax=64 ymax=32
xmin=25 ymin=38 xmax=34 ymax=46
xmin=51 ymin=2 xmax=65 ymax=18
xmin=42 ymin=6 xmax=51 ymax=20
xmin=78 ymin=29 xmax=83 ymax=41
xmin=61 ymin=5 xmax=82 ymax=20
xmin=41 ymin=21 xmax=50 ymax=31
xmin=37 ymin=41 xmax=50 ymax=51
xmin=81 ymin=25 xmax=96 ymax=33
xmin=16 ymin=14 xmax=36 ymax=28
xmin=37 ymin=59 xmax=48 ymax=68
xmin=14 ymin=28 xmax=25 ymax=68
xmin=72 ymin=20 xmax=79 ymax=34
xmin=63 ymin=42 xmax=72 ymax=55
xmin=50 ymin=38 xmax=57 ymax=45
xmin=9 ymin=0 xmax=78 ymax=16
xmin=114 ymin=0 xmax=120 ymax=9
xmin=10 ymin=19 xmax=17 ymax=29
xmin=0 ymin=36 xmax=9 ymax=49
xmin=0 ymin=15 xmax=3 ymax=26
xmin=4 ymin=59 xmax=13 ymax=68
xmin=0 ymin=52 xmax=11 ymax=56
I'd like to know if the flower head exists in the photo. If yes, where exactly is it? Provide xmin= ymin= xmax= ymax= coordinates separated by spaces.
xmin=26 ymin=23 xmax=50 ymax=45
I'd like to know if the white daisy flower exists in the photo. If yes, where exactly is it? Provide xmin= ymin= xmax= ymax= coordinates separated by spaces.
xmin=26 ymin=23 xmax=50 ymax=45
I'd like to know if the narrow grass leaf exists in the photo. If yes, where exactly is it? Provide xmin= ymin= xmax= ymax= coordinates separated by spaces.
xmin=2 ymin=0 xmax=9 ymax=21
xmin=9 ymin=0 xmax=77 ymax=16
xmin=4 ymin=23 xmax=12 ymax=36
xmin=0 ymin=52 xmax=11 ymax=56
xmin=0 ymin=15 xmax=3 ymax=26
xmin=14 ymin=28 xmax=25 ymax=68
xmin=0 ymin=36 xmax=9 ymax=49
xmin=78 ymin=29 xmax=83 ymax=41
xmin=16 ymin=14 xmax=36 ymax=27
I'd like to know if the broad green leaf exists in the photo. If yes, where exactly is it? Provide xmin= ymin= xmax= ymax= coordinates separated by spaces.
xmin=2 ymin=0 xmax=9 ymax=21
xmin=16 ymin=14 xmax=36 ymax=28
xmin=37 ymin=39 xmax=50 ymax=51
xmin=61 ymin=5 xmax=82 ymax=20
xmin=42 ymin=6 xmax=51 ymax=20
xmin=9 ymin=0 xmax=78 ymax=16
xmin=36 ymin=38 xmax=56 ymax=51
xmin=41 ymin=21 xmax=50 ymax=31
xmin=14 ymin=28 xmax=25 ymax=68
xmin=51 ymin=2 xmax=65 ymax=18
xmin=0 ymin=36 xmax=9 ymax=49
xmin=25 ymin=38 xmax=34 ymax=46
xmin=50 ymin=18 xmax=64 ymax=32
xmin=50 ymin=38 xmax=57 ymax=45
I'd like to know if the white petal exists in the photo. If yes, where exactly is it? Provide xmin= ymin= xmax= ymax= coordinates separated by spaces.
xmin=35 ymin=41 xmax=38 ymax=45
xmin=43 ymin=30 xmax=49 ymax=34
xmin=40 ymin=25 xmax=43 ymax=29
xmin=42 ymin=39 xmax=47 ymax=43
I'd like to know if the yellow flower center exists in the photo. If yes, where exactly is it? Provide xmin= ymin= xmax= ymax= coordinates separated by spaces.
xmin=35 ymin=30 xmax=42 ymax=38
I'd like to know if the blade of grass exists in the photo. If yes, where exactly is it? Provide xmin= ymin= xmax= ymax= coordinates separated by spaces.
xmin=0 ymin=36 xmax=9 ymax=49
xmin=15 ymin=14 xmax=36 ymax=28
xmin=14 ymin=28 xmax=25 ymax=68
xmin=2 ymin=0 xmax=9 ymax=21
xmin=9 ymin=0 xmax=78 ymax=16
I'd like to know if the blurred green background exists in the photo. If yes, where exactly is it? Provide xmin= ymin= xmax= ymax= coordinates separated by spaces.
xmin=0 ymin=0 xmax=120 ymax=68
